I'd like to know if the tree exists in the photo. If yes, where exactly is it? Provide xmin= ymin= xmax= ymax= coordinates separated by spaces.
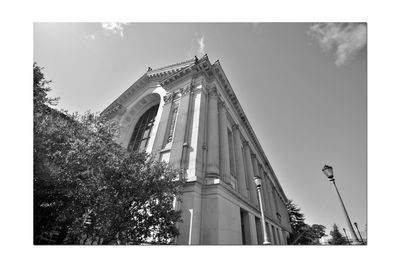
xmin=286 ymin=200 xmax=326 ymax=245
xmin=310 ymin=224 xmax=326 ymax=242
xmin=329 ymin=224 xmax=348 ymax=245
xmin=286 ymin=199 xmax=306 ymax=244
xmin=34 ymin=64 xmax=185 ymax=244
xmin=304 ymin=224 xmax=326 ymax=245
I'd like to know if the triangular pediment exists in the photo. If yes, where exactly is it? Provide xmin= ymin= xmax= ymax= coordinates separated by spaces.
xmin=101 ymin=55 xmax=209 ymax=118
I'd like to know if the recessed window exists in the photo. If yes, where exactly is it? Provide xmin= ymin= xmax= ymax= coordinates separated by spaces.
xmin=128 ymin=105 xmax=159 ymax=152
xmin=164 ymin=104 xmax=179 ymax=147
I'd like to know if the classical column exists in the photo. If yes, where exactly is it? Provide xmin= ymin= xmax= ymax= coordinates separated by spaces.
xmin=186 ymin=86 xmax=207 ymax=181
xmin=218 ymin=101 xmax=231 ymax=184
xmin=252 ymin=155 xmax=265 ymax=211
xmin=272 ymin=186 xmax=279 ymax=220
xmin=266 ymin=170 xmax=278 ymax=220
xmin=206 ymin=87 xmax=220 ymax=179
xmin=243 ymin=141 xmax=258 ymax=206
xmin=232 ymin=124 xmax=247 ymax=197
xmin=261 ymin=170 xmax=272 ymax=217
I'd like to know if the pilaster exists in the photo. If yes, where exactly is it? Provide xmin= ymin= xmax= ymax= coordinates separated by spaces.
xmin=205 ymin=87 xmax=220 ymax=179
xmin=232 ymin=124 xmax=248 ymax=198
xmin=186 ymin=85 xmax=207 ymax=181
xmin=218 ymin=101 xmax=231 ymax=184
xmin=261 ymin=170 xmax=273 ymax=217
xmin=266 ymin=173 xmax=278 ymax=221
xmin=243 ymin=141 xmax=258 ymax=206
xmin=169 ymin=86 xmax=192 ymax=170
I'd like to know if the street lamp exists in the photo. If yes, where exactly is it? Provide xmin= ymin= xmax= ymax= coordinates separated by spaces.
xmin=254 ymin=175 xmax=270 ymax=245
xmin=343 ymin=228 xmax=351 ymax=244
xmin=322 ymin=165 xmax=361 ymax=245
xmin=354 ymin=222 xmax=365 ymax=245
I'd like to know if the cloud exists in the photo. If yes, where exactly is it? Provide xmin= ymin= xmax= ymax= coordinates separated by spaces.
xmin=101 ymin=22 xmax=130 ymax=37
xmin=197 ymin=35 xmax=205 ymax=55
xmin=86 ymin=34 xmax=96 ymax=40
xmin=308 ymin=23 xmax=366 ymax=66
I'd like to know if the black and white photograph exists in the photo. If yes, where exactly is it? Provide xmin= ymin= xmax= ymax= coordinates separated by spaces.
xmin=33 ymin=22 xmax=367 ymax=246
xmin=2 ymin=1 xmax=399 ymax=266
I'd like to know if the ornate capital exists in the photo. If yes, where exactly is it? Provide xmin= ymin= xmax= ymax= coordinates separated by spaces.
xmin=218 ymin=100 xmax=226 ymax=109
xmin=180 ymin=86 xmax=192 ymax=96
xmin=251 ymin=153 xmax=257 ymax=159
xmin=242 ymin=140 xmax=249 ymax=146
xmin=232 ymin=124 xmax=239 ymax=130
xmin=163 ymin=93 xmax=173 ymax=104
xmin=208 ymin=87 xmax=218 ymax=98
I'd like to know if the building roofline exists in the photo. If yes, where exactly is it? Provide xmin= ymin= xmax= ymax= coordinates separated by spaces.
xmin=212 ymin=60 xmax=289 ymax=202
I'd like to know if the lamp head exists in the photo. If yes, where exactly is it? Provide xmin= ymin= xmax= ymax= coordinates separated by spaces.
xmin=322 ymin=165 xmax=334 ymax=179
xmin=253 ymin=175 xmax=262 ymax=188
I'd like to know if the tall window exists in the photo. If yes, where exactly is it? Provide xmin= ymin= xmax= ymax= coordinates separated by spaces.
xmin=128 ymin=105 xmax=159 ymax=152
xmin=164 ymin=103 xmax=179 ymax=147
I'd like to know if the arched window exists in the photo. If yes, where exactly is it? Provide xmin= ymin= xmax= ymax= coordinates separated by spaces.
xmin=128 ymin=104 xmax=159 ymax=152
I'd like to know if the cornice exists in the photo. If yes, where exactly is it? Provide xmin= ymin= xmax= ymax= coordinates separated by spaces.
xmin=147 ymin=58 xmax=195 ymax=76
xmin=101 ymin=58 xmax=200 ymax=119
xmin=101 ymin=74 xmax=149 ymax=119
xmin=159 ymin=54 xmax=214 ymax=89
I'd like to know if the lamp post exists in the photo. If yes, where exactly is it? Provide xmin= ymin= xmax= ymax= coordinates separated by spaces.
xmin=354 ymin=222 xmax=365 ymax=245
xmin=343 ymin=228 xmax=351 ymax=245
xmin=254 ymin=175 xmax=270 ymax=245
xmin=322 ymin=165 xmax=361 ymax=245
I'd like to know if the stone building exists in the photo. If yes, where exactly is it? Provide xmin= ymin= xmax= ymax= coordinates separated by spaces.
xmin=102 ymin=55 xmax=291 ymax=245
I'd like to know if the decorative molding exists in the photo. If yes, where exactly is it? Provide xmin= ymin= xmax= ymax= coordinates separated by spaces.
xmin=218 ymin=100 xmax=226 ymax=109
xmin=163 ymin=93 xmax=174 ymax=104
xmin=208 ymin=87 xmax=218 ymax=98
xmin=180 ymin=86 xmax=192 ymax=96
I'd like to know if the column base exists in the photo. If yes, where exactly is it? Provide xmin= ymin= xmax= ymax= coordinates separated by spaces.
xmin=205 ymin=173 xmax=221 ymax=185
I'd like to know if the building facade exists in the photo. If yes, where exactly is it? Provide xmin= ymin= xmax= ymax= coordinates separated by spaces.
xmin=102 ymin=55 xmax=291 ymax=245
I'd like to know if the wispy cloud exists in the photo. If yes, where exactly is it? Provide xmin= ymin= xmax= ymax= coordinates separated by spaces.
xmin=308 ymin=23 xmax=366 ymax=66
xmin=197 ymin=35 xmax=205 ymax=55
xmin=101 ymin=22 xmax=130 ymax=37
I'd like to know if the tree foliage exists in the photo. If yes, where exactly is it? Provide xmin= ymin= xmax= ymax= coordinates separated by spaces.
xmin=34 ymin=63 xmax=185 ymax=244
xmin=329 ymin=224 xmax=348 ymax=245
xmin=286 ymin=200 xmax=326 ymax=245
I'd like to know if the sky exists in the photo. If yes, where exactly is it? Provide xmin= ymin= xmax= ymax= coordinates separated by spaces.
xmin=34 ymin=22 xmax=367 ymax=238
